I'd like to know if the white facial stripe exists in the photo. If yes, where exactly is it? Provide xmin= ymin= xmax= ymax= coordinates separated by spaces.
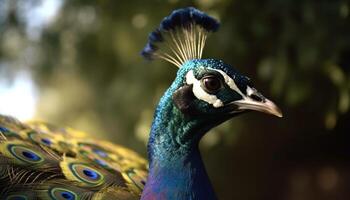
xmin=246 ymin=86 xmax=254 ymax=96
xmin=185 ymin=70 xmax=224 ymax=108
xmin=211 ymin=68 xmax=247 ymax=99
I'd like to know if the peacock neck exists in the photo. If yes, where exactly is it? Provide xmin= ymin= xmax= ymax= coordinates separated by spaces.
xmin=141 ymin=82 xmax=217 ymax=200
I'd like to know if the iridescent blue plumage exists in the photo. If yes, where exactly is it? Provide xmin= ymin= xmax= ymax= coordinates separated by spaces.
xmin=0 ymin=7 xmax=282 ymax=200
xmin=159 ymin=7 xmax=219 ymax=31
xmin=142 ymin=59 xmax=254 ymax=199
xmin=140 ymin=7 xmax=282 ymax=200
xmin=141 ymin=7 xmax=220 ymax=63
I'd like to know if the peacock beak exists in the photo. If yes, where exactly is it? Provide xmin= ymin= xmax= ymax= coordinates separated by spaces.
xmin=233 ymin=97 xmax=283 ymax=117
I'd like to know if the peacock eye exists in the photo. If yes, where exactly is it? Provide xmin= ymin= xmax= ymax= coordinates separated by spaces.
xmin=201 ymin=75 xmax=222 ymax=93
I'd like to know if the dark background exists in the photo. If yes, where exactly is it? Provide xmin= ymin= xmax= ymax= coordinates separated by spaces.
xmin=1 ymin=0 xmax=350 ymax=199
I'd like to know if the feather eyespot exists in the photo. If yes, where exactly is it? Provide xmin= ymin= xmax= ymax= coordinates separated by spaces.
xmin=83 ymin=169 xmax=99 ymax=179
xmin=8 ymin=145 xmax=44 ymax=163
xmin=28 ymin=131 xmax=53 ymax=146
xmin=69 ymin=163 xmax=104 ymax=185
xmin=6 ymin=195 xmax=27 ymax=200
xmin=22 ymin=151 xmax=40 ymax=161
xmin=0 ymin=126 xmax=20 ymax=138
xmin=78 ymin=143 xmax=109 ymax=158
xmin=93 ymin=149 xmax=108 ymax=158
xmin=41 ymin=138 xmax=52 ymax=145
xmin=0 ymin=126 xmax=9 ymax=132
xmin=49 ymin=187 xmax=77 ymax=200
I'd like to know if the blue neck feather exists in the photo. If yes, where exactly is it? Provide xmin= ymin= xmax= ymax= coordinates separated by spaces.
xmin=141 ymin=65 xmax=218 ymax=200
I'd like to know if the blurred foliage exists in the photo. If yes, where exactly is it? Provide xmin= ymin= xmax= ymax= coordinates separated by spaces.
xmin=1 ymin=0 xmax=350 ymax=199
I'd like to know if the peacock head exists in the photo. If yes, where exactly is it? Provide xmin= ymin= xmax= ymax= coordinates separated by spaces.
xmin=142 ymin=7 xmax=282 ymax=125
xmin=171 ymin=58 xmax=282 ymax=119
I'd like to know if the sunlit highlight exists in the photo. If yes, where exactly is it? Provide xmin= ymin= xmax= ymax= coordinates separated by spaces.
xmin=0 ymin=72 xmax=38 ymax=121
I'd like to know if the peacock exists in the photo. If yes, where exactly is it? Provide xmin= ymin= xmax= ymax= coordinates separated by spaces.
xmin=0 ymin=7 xmax=282 ymax=200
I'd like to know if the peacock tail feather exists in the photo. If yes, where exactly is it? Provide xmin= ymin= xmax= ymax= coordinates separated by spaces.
xmin=0 ymin=7 xmax=283 ymax=200
xmin=0 ymin=114 xmax=148 ymax=200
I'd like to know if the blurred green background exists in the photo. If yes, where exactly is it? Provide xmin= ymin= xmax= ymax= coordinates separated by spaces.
xmin=1 ymin=0 xmax=350 ymax=199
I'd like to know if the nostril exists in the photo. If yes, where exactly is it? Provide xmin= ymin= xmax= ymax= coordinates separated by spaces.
xmin=250 ymin=94 xmax=263 ymax=102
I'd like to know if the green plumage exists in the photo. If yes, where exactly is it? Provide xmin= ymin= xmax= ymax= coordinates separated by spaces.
xmin=0 ymin=115 xmax=147 ymax=200
xmin=0 ymin=7 xmax=283 ymax=200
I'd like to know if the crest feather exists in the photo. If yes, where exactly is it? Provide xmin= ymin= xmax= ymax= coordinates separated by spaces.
xmin=141 ymin=7 xmax=220 ymax=67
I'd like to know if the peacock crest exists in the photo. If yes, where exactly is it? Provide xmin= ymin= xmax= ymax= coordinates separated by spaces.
xmin=141 ymin=7 xmax=219 ymax=67
xmin=0 ymin=7 xmax=282 ymax=200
